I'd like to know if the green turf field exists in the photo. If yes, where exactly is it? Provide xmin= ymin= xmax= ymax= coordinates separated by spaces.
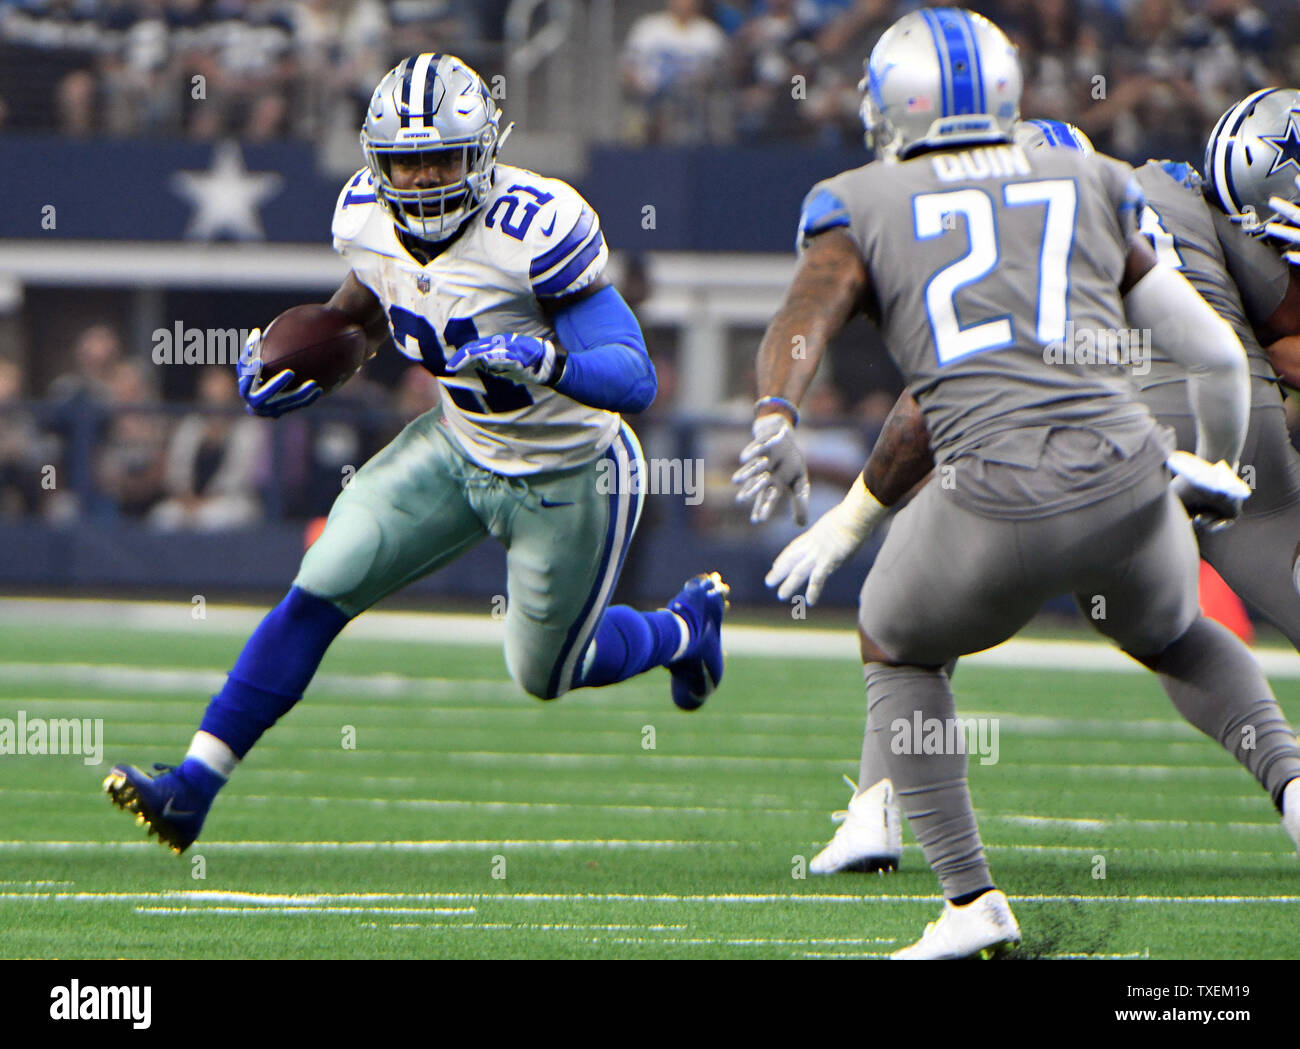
xmin=1 ymin=603 xmax=1298 ymax=959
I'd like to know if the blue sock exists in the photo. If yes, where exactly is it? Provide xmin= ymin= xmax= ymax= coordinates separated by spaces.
xmin=574 ymin=605 xmax=684 ymax=688
xmin=198 ymin=586 xmax=350 ymax=759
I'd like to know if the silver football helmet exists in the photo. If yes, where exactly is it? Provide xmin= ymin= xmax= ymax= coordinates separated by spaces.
xmin=1204 ymin=87 xmax=1300 ymax=236
xmin=859 ymin=7 xmax=1022 ymax=162
xmin=361 ymin=53 xmax=510 ymax=241
xmin=1013 ymin=118 xmax=1094 ymax=155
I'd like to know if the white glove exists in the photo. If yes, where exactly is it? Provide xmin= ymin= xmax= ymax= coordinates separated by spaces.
xmin=1263 ymin=178 xmax=1300 ymax=265
xmin=764 ymin=475 xmax=887 ymax=605
xmin=732 ymin=414 xmax=811 ymax=525
xmin=1166 ymin=450 xmax=1251 ymax=533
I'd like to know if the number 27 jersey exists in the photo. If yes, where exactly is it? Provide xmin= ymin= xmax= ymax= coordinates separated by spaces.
xmin=800 ymin=144 xmax=1156 ymax=467
xmin=331 ymin=163 xmax=619 ymax=475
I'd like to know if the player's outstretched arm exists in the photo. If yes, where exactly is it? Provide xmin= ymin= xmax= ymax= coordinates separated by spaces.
xmin=1122 ymin=234 xmax=1252 ymax=528
xmin=764 ymin=390 xmax=932 ymax=606
xmin=445 ymin=281 xmax=655 ymax=413
xmin=735 ymin=229 xmax=871 ymax=526
xmin=548 ymin=281 xmax=656 ymax=414
xmin=1122 ymin=233 xmax=1249 ymax=467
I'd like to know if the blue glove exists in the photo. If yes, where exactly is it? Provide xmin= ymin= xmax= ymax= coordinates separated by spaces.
xmin=236 ymin=328 xmax=322 ymax=418
xmin=445 ymin=332 xmax=561 ymax=386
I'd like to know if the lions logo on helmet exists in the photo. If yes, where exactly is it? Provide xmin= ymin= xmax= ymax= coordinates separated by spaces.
xmin=361 ymin=53 xmax=512 ymax=241
xmin=1204 ymin=88 xmax=1300 ymax=237
xmin=1013 ymin=118 xmax=1094 ymax=155
xmin=858 ymin=6 xmax=1022 ymax=161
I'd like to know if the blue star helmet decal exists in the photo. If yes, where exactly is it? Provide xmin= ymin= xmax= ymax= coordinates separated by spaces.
xmin=1261 ymin=110 xmax=1300 ymax=177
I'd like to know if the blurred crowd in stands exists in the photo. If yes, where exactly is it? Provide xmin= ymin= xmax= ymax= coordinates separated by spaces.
xmin=622 ymin=0 xmax=1300 ymax=160
xmin=2 ymin=0 xmax=1299 ymax=162
xmin=0 ymin=319 xmax=452 ymax=527
xmin=4 ymin=0 xmax=1300 ymax=532
xmin=0 ymin=304 xmax=901 ymax=541
xmin=0 ymin=0 xmax=509 ymax=140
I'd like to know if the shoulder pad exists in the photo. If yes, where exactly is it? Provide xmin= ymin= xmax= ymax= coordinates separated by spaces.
xmin=796 ymin=183 xmax=852 ymax=254
xmin=488 ymin=168 xmax=608 ymax=300
xmin=331 ymin=169 xmax=382 ymax=249
xmin=1156 ymin=159 xmax=1203 ymax=191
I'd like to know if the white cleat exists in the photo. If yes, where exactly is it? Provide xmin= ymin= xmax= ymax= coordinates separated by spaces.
xmin=1283 ymin=777 xmax=1300 ymax=855
xmin=891 ymin=889 xmax=1022 ymax=960
xmin=810 ymin=776 xmax=902 ymax=874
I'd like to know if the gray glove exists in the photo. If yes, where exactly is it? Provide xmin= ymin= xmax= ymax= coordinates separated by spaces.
xmin=732 ymin=414 xmax=811 ymax=526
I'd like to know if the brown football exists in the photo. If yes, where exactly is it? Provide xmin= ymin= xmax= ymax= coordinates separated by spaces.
xmin=258 ymin=305 xmax=368 ymax=395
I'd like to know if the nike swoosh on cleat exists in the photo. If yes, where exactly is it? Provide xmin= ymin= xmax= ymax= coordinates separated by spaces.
xmin=161 ymin=798 xmax=195 ymax=818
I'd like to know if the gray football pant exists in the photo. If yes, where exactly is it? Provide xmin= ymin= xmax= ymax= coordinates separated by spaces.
xmin=854 ymin=469 xmax=1300 ymax=900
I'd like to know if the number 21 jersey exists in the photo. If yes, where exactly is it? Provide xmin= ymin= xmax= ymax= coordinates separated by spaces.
xmin=332 ymin=163 xmax=619 ymax=476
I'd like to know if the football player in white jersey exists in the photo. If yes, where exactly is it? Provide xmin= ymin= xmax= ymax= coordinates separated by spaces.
xmin=105 ymin=53 xmax=729 ymax=854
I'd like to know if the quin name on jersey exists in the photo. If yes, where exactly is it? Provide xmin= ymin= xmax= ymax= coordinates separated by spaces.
xmin=331 ymin=163 xmax=619 ymax=475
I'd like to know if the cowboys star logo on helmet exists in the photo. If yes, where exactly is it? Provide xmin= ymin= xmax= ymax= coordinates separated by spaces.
xmin=1204 ymin=88 xmax=1300 ymax=237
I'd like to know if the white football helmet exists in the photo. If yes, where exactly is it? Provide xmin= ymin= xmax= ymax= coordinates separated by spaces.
xmin=361 ymin=53 xmax=511 ymax=241
xmin=859 ymin=6 xmax=1022 ymax=162
xmin=1013 ymin=118 xmax=1094 ymax=155
xmin=1204 ymin=87 xmax=1300 ymax=235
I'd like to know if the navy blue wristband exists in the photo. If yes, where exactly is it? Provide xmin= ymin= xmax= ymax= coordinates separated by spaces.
xmin=755 ymin=396 xmax=799 ymax=427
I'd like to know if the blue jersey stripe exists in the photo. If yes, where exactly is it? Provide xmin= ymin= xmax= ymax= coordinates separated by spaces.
xmin=546 ymin=426 xmax=643 ymax=697
xmin=530 ymin=207 xmax=596 ymax=278
xmin=534 ymin=230 xmax=605 ymax=297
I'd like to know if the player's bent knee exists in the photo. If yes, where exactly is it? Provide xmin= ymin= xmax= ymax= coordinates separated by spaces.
xmin=294 ymin=506 xmax=386 ymax=617
xmin=505 ymin=649 xmax=565 ymax=701
xmin=858 ymin=623 xmax=897 ymax=665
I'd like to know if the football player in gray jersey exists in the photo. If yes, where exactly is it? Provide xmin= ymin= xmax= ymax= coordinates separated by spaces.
xmin=802 ymin=117 xmax=1300 ymax=884
xmin=737 ymin=8 xmax=1300 ymax=958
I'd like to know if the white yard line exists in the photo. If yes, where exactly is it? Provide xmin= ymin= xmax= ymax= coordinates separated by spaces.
xmin=135 ymin=906 xmax=474 ymax=916
xmin=995 ymin=814 xmax=1283 ymax=834
xmin=3 ymin=889 xmax=1298 ymax=905
xmin=0 ymin=838 xmax=742 ymax=852
xmin=1 ymin=598 xmax=1296 ymax=675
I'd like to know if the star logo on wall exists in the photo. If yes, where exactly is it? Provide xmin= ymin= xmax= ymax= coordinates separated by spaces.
xmin=1260 ymin=112 xmax=1300 ymax=178
xmin=171 ymin=141 xmax=284 ymax=241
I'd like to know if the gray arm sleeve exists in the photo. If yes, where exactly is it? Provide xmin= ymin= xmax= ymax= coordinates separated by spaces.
xmin=1210 ymin=207 xmax=1290 ymax=327
xmin=1123 ymin=264 xmax=1249 ymax=466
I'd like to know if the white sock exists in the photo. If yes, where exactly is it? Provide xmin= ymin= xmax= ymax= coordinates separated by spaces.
xmin=670 ymin=612 xmax=691 ymax=662
xmin=186 ymin=731 xmax=238 ymax=780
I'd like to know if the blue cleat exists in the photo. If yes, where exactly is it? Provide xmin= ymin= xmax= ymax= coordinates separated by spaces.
xmin=666 ymin=572 xmax=730 ymax=711
xmin=104 ymin=762 xmax=212 ymax=855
